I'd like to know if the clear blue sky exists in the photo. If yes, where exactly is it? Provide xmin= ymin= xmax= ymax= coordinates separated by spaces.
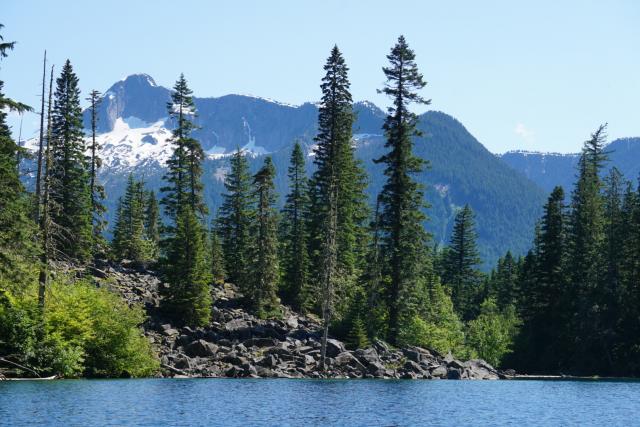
xmin=3 ymin=0 xmax=639 ymax=153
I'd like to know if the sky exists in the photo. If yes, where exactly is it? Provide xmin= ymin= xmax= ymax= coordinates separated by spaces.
xmin=2 ymin=0 xmax=639 ymax=153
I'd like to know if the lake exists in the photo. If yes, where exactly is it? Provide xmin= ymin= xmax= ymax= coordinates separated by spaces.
xmin=1 ymin=378 xmax=638 ymax=426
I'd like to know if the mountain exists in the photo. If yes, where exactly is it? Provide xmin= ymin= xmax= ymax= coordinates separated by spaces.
xmin=27 ymin=74 xmax=548 ymax=267
xmin=500 ymin=137 xmax=640 ymax=194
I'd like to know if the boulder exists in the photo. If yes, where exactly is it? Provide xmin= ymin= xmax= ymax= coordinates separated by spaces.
xmin=185 ymin=339 xmax=218 ymax=358
xmin=430 ymin=365 xmax=448 ymax=378
xmin=173 ymin=354 xmax=193 ymax=370
xmin=325 ymin=339 xmax=346 ymax=358
xmin=403 ymin=360 xmax=425 ymax=374
xmin=354 ymin=348 xmax=380 ymax=366
xmin=222 ymin=353 xmax=247 ymax=366
xmin=403 ymin=349 xmax=423 ymax=363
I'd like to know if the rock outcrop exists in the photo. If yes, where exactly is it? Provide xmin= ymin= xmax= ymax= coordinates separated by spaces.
xmin=92 ymin=261 xmax=505 ymax=380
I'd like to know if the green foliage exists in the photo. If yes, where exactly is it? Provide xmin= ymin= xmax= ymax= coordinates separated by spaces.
xmin=161 ymin=74 xmax=207 ymax=223
xmin=280 ymin=142 xmax=311 ymax=311
xmin=247 ymin=157 xmax=280 ymax=317
xmin=308 ymin=45 xmax=369 ymax=322
xmin=161 ymin=207 xmax=212 ymax=327
xmin=466 ymin=298 xmax=521 ymax=367
xmin=375 ymin=36 xmax=431 ymax=344
xmin=210 ymin=223 xmax=226 ymax=283
xmin=111 ymin=174 xmax=155 ymax=263
xmin=0 ymin=278 xmax=158 ymax=378
xmin=217 ymin=149 xmax=252 ymax=286
xmin=442 ymin=204 xmax=482 ymax=320
xmin=397 ymin=283 xmax=466 ymax=356
xmin=49 ymin=60 xmax=93 ymax=263
xmin=0 ymin=81 xmax=37 ymax=285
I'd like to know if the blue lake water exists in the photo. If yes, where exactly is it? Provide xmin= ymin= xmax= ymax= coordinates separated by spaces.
xmin=1 ymin=378 xmax=639 ymax=426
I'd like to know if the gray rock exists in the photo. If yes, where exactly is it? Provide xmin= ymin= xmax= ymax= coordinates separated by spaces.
xmin=403 ymin=360 xmax=425 ymax=374
xmin=326 ymin=339 xmax=346 ymax=358
xmin=403 ymin=349 xmax=422 ymax=363
xmin=173 ymin=354 xmax=193 ymax=370
xmin=185 ymin=339 xmax=218 ymax=357
xmin=431 ymin=365 xmax=448 ymax=378
xmin=354 ymin=348 xmax=380 ymax=366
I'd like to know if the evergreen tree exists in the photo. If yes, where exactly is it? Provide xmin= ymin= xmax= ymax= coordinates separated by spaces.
xmin=162 ymin=206 xmax=212 ymax=326
xmin=145 ymin=190 xmax=161 ymax=258
xmin=48 ymin=60 xmax=92 ymax=262
xmin=512 ymin=186 xmax=569 ymax=373
xmin=161 ymin=74 xmax=207 ymax=223
xmin=307 ymin=46 xmax=366 ymax=366
xmin=159 ymin=74 xmax=211 ymax=326
xmin=374 ymin=36 xmax=431 ymax=344
xmin=0 ymin=40 xmax=35 ymax=284
xmin=280 ymin=142 xmax=310 ymax=311
xmin=217 ymin=149 xmax=252 ymax=286
xmin=86 ymin=89 xmax=106 ymax=253
xmin=247 ymin=157 xmax=280 ymax=316
xmin=567 ymin=125 xmax=609 ymax=373
xmin=111 ymin=174 xmax=152 ymax=263
xmin=308 ymin=46 xmax=370 ymax=324
xmin=210 ymin=222 xmax=226 ymax=283
xmin=442 ymin=204 xmax=481 ymax=320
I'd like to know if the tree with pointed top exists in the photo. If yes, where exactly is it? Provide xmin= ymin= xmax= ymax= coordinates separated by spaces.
xmin=566 ymin=124 xmax=608 ymax=373
xmin=443 ymin=204 xmax=481 ymax=320
xmin=217 ymin=148 xmax=252 ymax=286
xmin=49 ymin=59 xmax=93 ymax=263
xmin=374 ymin=36 xmax=431 ymax=344
xmin=247 ymin=157 xmax=280 ymax=316
xmin=280 ymin=142 xmax=311 ymax=311
xmin=86 ymin=89 xmax=106 ymax=253
xmin=161 ymin=74 xmax=207 ymax=223
xmin=308 ymin=45 xmax=370 ymax=366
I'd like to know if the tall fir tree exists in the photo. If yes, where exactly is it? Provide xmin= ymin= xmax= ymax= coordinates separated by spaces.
xmin=159 ymin=75 xmax=211 ymax=325
xmin=280 ymin=142 xmax=311 ymax=311
xmin=512 ymin=186 xmax=569 ymax=373
xmin=374 ymin=36 xmax=431 ymax=344
xmin=217 ymin=148 xmax=252 ymax=286
xmin=161 ymin=74 xmax=207 ymax=223
xmin=86 ymin=89 xmax=106 ymax=253
xmin=49 ymin=60 xmax=93 ymax=262
xmin=442 ymin=204 xmax=481 ymax=320
xmin=307 ymin=45 xmax=368 ymax=366
xmin=247 ymin=157 xmax=280 ymax=316
xmin=567 ymin=125 xmax=609 ymax=373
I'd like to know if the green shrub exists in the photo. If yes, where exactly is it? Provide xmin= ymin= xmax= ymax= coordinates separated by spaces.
xmin=0 ymin=276 xmax=159 ymax=377
xmin=466 ymin=298 xmax=521 ymax=367
xmin=398 ymin=283 xmax=468 ymax=357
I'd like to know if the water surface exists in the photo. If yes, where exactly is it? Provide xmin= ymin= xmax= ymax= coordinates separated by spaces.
xmin=1 ymin=378 xmax=638 ymax=426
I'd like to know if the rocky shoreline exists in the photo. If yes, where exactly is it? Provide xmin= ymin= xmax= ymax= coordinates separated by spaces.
xmin=95 ymin=262 xmax=509 ymax=380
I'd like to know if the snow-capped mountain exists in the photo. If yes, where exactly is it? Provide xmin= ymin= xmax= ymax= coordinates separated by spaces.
xmin=24 ymin=74 xmax=553 ymax=267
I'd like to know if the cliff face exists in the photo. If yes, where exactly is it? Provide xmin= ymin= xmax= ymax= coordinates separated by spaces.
xmin=93 ymin=261 xmax=503 ymax=380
